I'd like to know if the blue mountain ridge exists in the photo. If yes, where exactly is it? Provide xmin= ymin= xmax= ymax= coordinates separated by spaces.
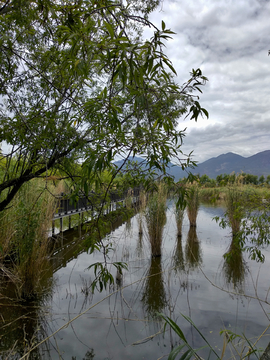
xmin=114 ymin=150 xmax=270 ymax=181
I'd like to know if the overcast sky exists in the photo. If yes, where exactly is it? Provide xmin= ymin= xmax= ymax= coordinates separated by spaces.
xmin=146 ymin=0 xmax=270 ymax=163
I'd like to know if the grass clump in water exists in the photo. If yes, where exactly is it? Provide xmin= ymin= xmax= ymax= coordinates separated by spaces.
xmin=145 ymin=184 xmax=167 ymax=257
xmin=225 ymin=187 xmax=246 ymax=236
xmin=174 ymin=203 xmax=185 ymax=237
xmin=186 ymin=185 xmax=199 ymax=228
xmin=0 ymin=179 xmax=58 ymax=298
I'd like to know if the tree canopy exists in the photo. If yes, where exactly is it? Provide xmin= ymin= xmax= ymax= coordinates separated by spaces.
xmin=0 ymin=0 xmax=208 ymax=211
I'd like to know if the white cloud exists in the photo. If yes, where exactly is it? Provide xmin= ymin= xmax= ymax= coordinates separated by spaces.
xmin=147 ymin=0 xmax=270 ymax=162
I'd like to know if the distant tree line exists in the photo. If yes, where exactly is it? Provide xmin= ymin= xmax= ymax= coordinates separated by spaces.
xmin=181 ymin=173 xmax=270 ymax=187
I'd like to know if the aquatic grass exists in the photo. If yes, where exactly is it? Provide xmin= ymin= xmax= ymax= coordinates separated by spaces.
xmin=160 ymin=313 xmax=263 ymax=360
xmin=225 ymin=187 xmax=246 ymax=236
xmin=145 ymin=183 xmax=167 ymax=257
xmin=186 ymin=185 xmax=199 ymax=227
xmin=199 ymin=187 xmax=221 ymax=202
xmin=174 ymin=203 xmax=185 ymax=237
xmin=0 ymin=179 xmax=57 ymax=298
xmin=138 ymin=190 xmax=147 ymax=235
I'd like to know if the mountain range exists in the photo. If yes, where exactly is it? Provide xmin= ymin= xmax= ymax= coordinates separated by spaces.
xmin=114 ymin=150 xmax=270 ymax=181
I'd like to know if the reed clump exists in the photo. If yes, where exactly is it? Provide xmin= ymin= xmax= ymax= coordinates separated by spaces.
xmin=145 ymin=184 xmax=167 ymax=257
xmin=138 ymin=190 xmax=147 ymax=235
xmin=174 ymin=204 xmax=185 ymax=237
xmin=225 ymin=187 xmax=245 ymax=236
xmin=186 ymin=185 xmax=199 ymax=227
xmin=0 ymin=179 xmax=57 ymax=298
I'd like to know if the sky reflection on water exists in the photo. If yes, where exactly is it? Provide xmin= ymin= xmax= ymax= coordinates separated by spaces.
xmin=1 ymin=202 xmax=270 ymax=359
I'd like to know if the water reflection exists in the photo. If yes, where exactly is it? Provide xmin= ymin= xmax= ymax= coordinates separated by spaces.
xmin=136 ymin=231 xmax=144 ymax=258
xmin=81 ymin=349 xmax=95 ymax=359
xmin=141 ymin=257 xmax=167 ymax=318
xmin=222 ymin=236 xmax=247 ymax=292
xmin=172 ymin=235 xmax=185 ymax=273
xmin=0 ymin=279 xmax=53 ymax=359
xmin=185 ymin=227 xmax=202 ymax=270
xmin=1 ymin=203 xmax=269 ymax=359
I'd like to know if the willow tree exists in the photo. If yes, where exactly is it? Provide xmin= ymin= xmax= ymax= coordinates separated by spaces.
xmin=0 ymin=0 xmax=208 ymax=289
xmin=0 ymin=0 xmax=208 ymax=212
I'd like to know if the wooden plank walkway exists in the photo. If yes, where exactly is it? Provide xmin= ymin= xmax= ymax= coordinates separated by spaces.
xmin=52 ymin=187 xmax=141 ymax=233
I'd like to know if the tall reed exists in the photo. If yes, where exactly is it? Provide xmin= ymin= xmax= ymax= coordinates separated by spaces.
xmin=186 ymin=185 xmax=199 ymax=227
xmin=174 ymin=205 xmax=185 ymax=237
xmin=225 ymin=187 xmax=245 ymax=236
xmin=145 ymin=184 xmax=167 ymax=257
xmin=0 ymin=179 xmax=57 ymax=298
xmin=138 ymin=190 xmax=147 ymax=235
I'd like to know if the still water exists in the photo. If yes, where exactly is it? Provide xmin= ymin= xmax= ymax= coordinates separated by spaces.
xmin=1 ymin=202 xmax=270 ymax=359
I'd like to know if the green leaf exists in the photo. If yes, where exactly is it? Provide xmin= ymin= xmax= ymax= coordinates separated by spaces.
xmin=161 ymin=20 xmax=166 ymax=31
xmin=104 ymin=22 xmax=114 ymax=38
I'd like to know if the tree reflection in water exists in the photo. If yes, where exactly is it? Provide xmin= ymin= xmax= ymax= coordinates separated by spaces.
xmin=185 ymin=226 xmax=202 ymax=270
xmin=141 ymin=257 xmax=167 ymax=319
xmin=222 ymin=235 xmax=247 ymax=292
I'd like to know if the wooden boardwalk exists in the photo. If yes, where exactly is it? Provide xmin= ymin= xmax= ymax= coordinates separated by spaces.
xmin=52 ymin=188 xmax=141 ymax=233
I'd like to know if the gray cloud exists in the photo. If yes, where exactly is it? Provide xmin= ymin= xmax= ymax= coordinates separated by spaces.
xmin=149 ymin=0 xmax=270 ymax=162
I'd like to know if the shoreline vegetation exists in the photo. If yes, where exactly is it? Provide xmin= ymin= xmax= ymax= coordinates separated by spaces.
xmin=1 ymin=171 xmax=270 ymax=298
xmin=0 ymin=171 xmax=270 ymax=358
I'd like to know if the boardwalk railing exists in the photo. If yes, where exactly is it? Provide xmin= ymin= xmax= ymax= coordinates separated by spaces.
xmin=52 ymin=187 xmax=142 ymax=233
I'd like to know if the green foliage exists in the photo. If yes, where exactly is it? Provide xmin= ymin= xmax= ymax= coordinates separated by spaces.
xmin=216 ymin=173 xmax=237 ymax=186
xmin=0 ymin=0 xmax=208 ymax=214
xmin=0 ymin=0 xmax=209 ymax=299
xmin=259 ymin=175 xmax=265 ymax=184
xmin=88 ymin=261 xmax=128 ymax=292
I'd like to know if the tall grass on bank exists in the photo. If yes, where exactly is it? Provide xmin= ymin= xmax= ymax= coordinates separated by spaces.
xmin=145 ymin=184 xmax=167 ymax=257
xmin=199 ymin=187 xmax=221 ymax=202
xmin=0 ymin=179 xmax=58 ymax=298
xmin=186 ymin=186 xmax=199 ymax=228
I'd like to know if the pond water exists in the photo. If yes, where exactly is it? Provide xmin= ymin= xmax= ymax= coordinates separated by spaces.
xmin=1 ymin=201 xmax=270 ymax=359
